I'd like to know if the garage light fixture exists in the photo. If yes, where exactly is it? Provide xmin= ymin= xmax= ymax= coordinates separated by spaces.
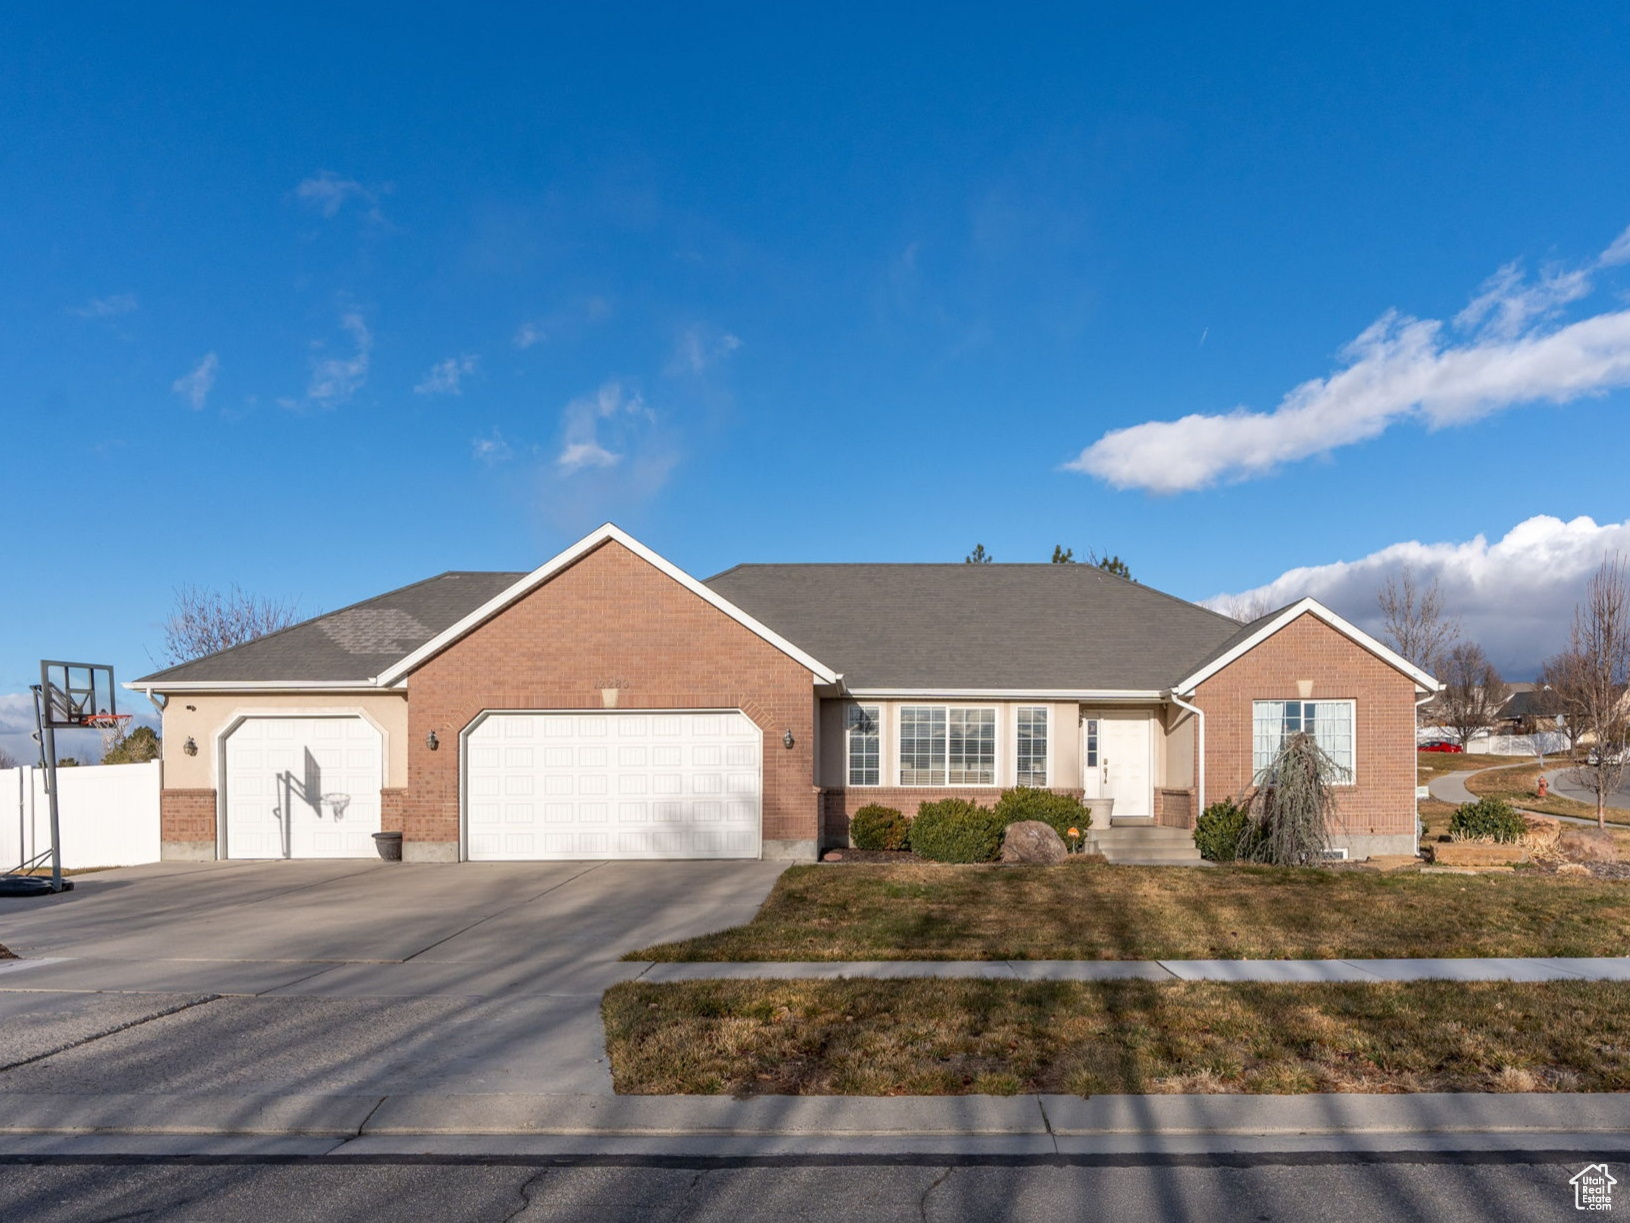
xmin=782 ymin=730 xmax=795 ymax=749
xmin=426 ymin=730 xmax=440 ymax=751
xmin=183 ymin=736 xmax=198 ymax=756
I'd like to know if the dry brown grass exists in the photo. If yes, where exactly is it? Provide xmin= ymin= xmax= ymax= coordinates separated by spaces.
xmin=604 ymin=978 xmax=1630 ymax=1096
xmin=1464 ymin=763 xmax=1622 ymax=823
xmin=630 ymin=860 xmax=1630 ymax=962
xmin=1414 ymin=751 xmax=1530 ymax=783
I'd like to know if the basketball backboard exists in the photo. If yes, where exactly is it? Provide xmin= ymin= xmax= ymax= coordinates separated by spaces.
xmin=40 ymin=660 xmax=117 ymax=729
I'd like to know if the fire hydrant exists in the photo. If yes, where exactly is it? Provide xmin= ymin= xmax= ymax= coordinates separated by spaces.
xmin=1537 ymin=774 xmax=1549 ymax=800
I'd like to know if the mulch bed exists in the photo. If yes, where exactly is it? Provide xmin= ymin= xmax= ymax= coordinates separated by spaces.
xmin=1524 ymin=861 xmax=1630 ymax=882
xmin=821 ymin=849 xmax=925 ymax=864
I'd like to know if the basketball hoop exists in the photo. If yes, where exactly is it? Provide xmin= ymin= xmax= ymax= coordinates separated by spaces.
xmin=82 ymin=713 xmax=132 ymax=731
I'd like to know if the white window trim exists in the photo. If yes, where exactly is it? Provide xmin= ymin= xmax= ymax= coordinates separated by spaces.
xmin=1252 ymin=698 xmax=1358 ymax=786
xmin=1015 ymin=705 xmax=1050 ymax=788
xmin=897 ymin=704 xmax=1001 ymax=787
xmin=845 ymin=703 xmax=882 ymax=788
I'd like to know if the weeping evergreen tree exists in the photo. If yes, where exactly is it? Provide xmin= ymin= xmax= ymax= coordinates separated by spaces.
xmin=1239 ymin=731 xmax=1349 ymax=867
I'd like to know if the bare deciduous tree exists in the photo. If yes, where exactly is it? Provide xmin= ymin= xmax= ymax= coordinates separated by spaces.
xmin=1545 ymin=554 xmax=1630 ymax=828
xmin=0 ymin=747 xmax=20 ymax=770
xmin=1221 ymin=592 xmax=1280 ymax=624
xmin=1436 ymin=642 xmax=1509 ymax=749
xmin=1377 ymin=565 xmax=1460 ymax=676
xmin=158 ymin=584 xmax=304 ymax=667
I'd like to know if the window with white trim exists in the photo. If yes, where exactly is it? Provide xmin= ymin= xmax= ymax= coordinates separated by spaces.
xmin=845 ymin=705 xmax=880 ymax=787
xmin=1252 ymin=700 xmax=1355 ymax=780
xmin=1016 ymin=707 xmax=1048 ymax=786
xmin=899 ymin=706 xmax=996 ymax=785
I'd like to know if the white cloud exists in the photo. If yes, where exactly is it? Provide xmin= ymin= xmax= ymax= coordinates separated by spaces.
xmin=1206 ymin=514 xmax=1630 ymax=677
xmin=71 ymin=293 xmax=138 ymax=318
xmin=557 ymin=381 xmax=653 ymax=473
xmin=302 ymin=313 xmax=372 ymax=408
xmin=0 ymin=691 xmax=159 ymax=769
xmin=414 ymin=354 xmax=478 ymax=396
xmin=171 ymin=353 xmax=219 ymax=410
xmin=1070 ymin=228 xmax=1630 ymax=493
xmin=296 ymin=171 xmax=370 ymax=218
xmin=471 ymin=429 xmax=512 ymax=465
xmin=513 ymin=321 xmax=546 ymax=349
xmin=666 ymin=326 xmax=743 ymax=376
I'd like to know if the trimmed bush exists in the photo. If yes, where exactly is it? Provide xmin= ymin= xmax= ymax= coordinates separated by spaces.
xmin=1450 ymin=797 xmax=1527 ymax=843
xmin=991 ymin=787 xmax=1093 ymax=846
xmin=1194 ymin=798 xmax=1251 ymax=862
xmin=848 ymin=803 xmax=909 ymax=851
xmin=910 ymin=799 xmax=1005 ymax=864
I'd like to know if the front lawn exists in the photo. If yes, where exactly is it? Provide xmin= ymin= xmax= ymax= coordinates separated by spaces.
xmin=1414 ymin=751 xmax=1529 ymax=783
xmin=630 ymin=861 xmax=1630 ymax=961
xmin=604 ymin=978 xmax=1630 ymax=1095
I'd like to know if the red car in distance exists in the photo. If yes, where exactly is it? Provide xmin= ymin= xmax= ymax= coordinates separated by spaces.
xmin=1419 ymin=741 xmax=1464 ymax=753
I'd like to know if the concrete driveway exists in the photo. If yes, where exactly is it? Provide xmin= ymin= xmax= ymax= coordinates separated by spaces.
xmin=0 ymin=859 xmax=784 ymax=1105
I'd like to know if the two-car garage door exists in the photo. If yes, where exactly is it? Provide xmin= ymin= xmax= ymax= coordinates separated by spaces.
xmin=464 ymin=711 xmax=762 ymax=860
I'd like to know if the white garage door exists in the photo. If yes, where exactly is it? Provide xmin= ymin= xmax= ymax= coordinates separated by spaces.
xmin=464 ymin=711 xmax=762 ymax=860
xmin=223 ymin=716 xmax=384 ymax=859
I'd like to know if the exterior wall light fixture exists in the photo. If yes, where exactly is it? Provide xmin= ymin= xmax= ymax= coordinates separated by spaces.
xmin=782 ymin=730 xmax=795 ymax=749
xmin=426 ymin=730 xmax=440 ymax=751
xmin=183 ymin=736 xmax=198 ymax=756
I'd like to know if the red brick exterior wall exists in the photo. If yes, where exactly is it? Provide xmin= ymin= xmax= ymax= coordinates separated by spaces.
xmin=1194 ymin=613 xmax=1417 ymax=840
xmin=402 ymin=540 xmax=819 ymax=853
xmin=1154 ymin=788 xmax=1196 ymax=828
xmin=161 ymin=788 xmax=217 ymax=844
xmin=381 ymin=787 xmax=406 ymax=834
xmin=822 ymin=787 xmax=1087 ymax=844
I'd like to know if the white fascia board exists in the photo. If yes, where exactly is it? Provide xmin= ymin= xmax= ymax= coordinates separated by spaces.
xmin=1173 ymin=597 xmax=1441 ymax=695
xmin=375 ymin=523 xmax=840 ymax=687
xmin=842 ymin=688 xmax=1166 ymax=701
xmin=122 ymin=680 xmax=387 ymax=694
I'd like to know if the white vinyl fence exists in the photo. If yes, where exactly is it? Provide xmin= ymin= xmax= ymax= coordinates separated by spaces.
xmin=2 ymin=761 xmax=162 ymax=871
xmin=1419 ymin=727 xmax=1572 ymax=757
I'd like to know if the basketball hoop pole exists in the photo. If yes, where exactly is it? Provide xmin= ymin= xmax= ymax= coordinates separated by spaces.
xmin=41 ymin=718 xmax=63 ymax=893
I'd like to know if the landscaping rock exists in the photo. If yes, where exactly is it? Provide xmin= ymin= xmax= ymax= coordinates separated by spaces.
xmin=1000 ymin=820 xmax=1068 ymax=865
xmin=1559 ymin=828 xmax=1620 ymax=863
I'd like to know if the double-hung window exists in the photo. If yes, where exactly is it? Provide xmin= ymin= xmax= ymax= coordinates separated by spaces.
xmin=1016 ymin=707 xmax=1048 ymax=786
xmin=845 ymin=705 xmax=881 ymax=786
xmin=899 ymin=706 xmax=996 ymax=785
xmin=1252 ymin=700 xmax=1355 ymax=781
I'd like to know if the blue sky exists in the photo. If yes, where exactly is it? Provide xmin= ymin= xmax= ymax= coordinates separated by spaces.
xmin=5 ymin=2 xmax=1630 ymax=747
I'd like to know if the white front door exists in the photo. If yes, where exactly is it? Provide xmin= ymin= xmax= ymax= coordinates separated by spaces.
xmin=223 ymin=716 xmax=384 ymax=859
xmin=1081 ymin=711 xmax=1153 ymax=818
xmin=463 ymin=710 xmax=762 ymax=860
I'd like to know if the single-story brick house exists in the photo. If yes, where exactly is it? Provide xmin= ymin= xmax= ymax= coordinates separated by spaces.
xmin=130 ymin=525 xmax=1437 ymax=864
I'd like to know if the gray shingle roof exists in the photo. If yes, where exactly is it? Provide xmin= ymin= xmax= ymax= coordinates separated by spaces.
xmin=703 ymin=564 xmax=1245 ymax=691
xmin=134 ymin=572 xmax=525 ymax=685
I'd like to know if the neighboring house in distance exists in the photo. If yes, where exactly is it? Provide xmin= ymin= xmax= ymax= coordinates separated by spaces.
xmin=129 ymin=525 xmax=1438 ymax=865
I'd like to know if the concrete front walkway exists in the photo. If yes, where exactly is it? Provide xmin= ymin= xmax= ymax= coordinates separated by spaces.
xmin=639 ymin=955 xmax=1630 ymax=983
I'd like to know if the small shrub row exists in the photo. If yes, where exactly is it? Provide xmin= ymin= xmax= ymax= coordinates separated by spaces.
xmin=1450 ymin=797 xmax=1527 ymax=843
xmin=846 ymin=789 xmax=1095 ymax=863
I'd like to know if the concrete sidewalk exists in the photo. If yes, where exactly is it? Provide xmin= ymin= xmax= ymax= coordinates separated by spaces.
xmin=639 ymin=956 xmax=1630 ymax=983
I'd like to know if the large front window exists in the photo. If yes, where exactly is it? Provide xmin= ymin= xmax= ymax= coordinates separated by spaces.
xmin=899 ymin=706 xmax=996 ymax=785
xmin=846 ymin=705 xmax=880 ymax=786
xmin=1252 ymin=700 xmax=1355 ymax=780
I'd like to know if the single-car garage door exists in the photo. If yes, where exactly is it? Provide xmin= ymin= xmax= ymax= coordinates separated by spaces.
xmin=223 ymin=716 xmax=384 ymax=859
xmin=464 ymin=711 xmax=762 ymax=860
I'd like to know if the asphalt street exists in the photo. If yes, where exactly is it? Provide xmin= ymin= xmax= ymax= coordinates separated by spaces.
xmin=0 ymin=1154 xmax=1619 ymax=1222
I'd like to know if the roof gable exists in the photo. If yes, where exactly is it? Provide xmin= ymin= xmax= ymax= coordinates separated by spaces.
xmin=1173 ymin=597 xmax=1440 ymax=695
xmin=377 ymin=525 xmax=839 ymax=686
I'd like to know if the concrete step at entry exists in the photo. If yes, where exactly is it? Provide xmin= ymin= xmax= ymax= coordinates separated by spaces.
xmin=1089 ymin=828 xmax=1197 ymax=844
